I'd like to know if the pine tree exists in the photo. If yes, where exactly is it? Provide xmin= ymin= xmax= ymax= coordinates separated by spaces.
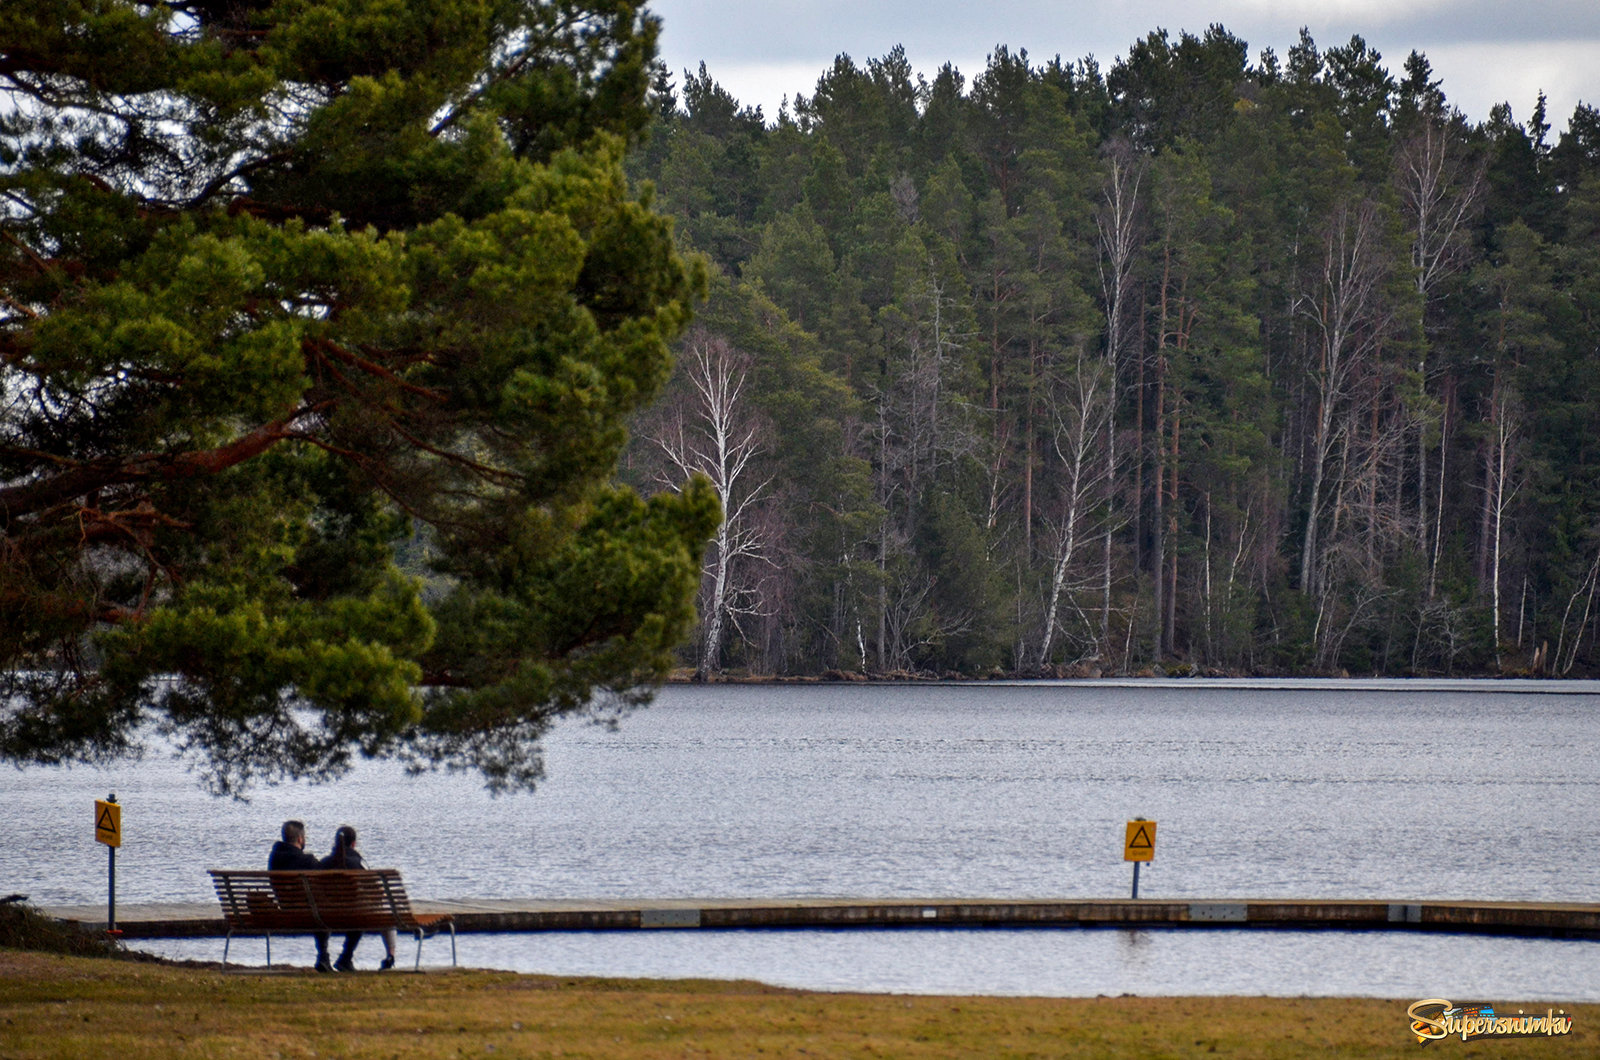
xmin=0 ymin=0 xmax=717 ymax=793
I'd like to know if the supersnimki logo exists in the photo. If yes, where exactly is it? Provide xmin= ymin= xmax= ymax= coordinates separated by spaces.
xmin=1407 ymin=999 xmax=1574 ymax=1044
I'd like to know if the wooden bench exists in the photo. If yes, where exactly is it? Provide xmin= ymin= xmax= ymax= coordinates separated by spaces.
xmin=208 ymin=868 xmax=455 ymax=970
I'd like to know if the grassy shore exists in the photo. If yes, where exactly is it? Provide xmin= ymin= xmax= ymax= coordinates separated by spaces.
xmin=1 ymin=949 xmax=1594 ymax=1059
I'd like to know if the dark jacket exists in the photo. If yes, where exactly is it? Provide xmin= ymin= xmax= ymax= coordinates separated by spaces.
xmin=319 ymin=845 xmax=365 ymax=870
xmin=268 ymin=840 xmax=320 ymax=871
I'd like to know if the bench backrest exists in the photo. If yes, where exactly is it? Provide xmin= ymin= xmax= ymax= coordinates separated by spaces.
xmin=209 ymin=869 xmax=420 ymax=932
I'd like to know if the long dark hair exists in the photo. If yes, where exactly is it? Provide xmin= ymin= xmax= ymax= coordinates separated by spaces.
xmin=331 ymin=824 xmax=357 ymax=867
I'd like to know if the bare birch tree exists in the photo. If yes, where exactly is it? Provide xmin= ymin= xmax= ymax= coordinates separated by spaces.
xmin=1298 ymin=198 xmax=1392 ymax=599
xmin=1037 ymin=350 xmax=1112 ymax=667
xmin=1393 ymin=116 xmax=1484 ymax=592
xmin=656 ymin=334 xmax=774 ymax=680
xmin=1094 ymin=138 xmax=1145 ymax=654
xmin=1556 ymin=546 xmax=1600 ymax=676
xmin=1396 ymin=118 xmax=1483 ymax=321
xmin=1485 ymin=398 xmax=1521 ymax=669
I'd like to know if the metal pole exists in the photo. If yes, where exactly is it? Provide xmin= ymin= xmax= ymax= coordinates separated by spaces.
xmin=106 ymin=793 xmax=117 ymax=932
xmin=1131 ymin=860 xmax=1140 ymax=900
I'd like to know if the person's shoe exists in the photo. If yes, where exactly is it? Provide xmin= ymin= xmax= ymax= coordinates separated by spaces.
xmin=333 ymin=957 xmax=356 ymax=973
xmin=379 ymin=955 xmax=395 ymax=971
xmin=315 ymin=959 xmax=334 ymax=973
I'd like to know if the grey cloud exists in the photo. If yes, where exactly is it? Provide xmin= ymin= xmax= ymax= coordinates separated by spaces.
xmin=648 ymin=0 xmax=1599 ymax=122
xmin=650 ymin=0 xmax=1600 ymax=68
xmin=1302 ymin=0 xmax=1600 ymax=45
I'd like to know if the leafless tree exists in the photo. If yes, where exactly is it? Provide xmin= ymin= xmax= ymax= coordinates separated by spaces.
xmin=882 ymin=571 xmax=974 ymax=673
xmin=1396 ymin=118 xmax=1483 ymax=317
xmin=896 ymin=265 xmax=979 ymax=494
xmin=1393 ymin=117 xmax=1484 ymax=591
xmin=1197 ymin=493 xmax=1262 ymax=670
xmin=865 ymin=256 xmax=979 ymax=669
xmin=1312 ymin=543 xmax=1395 ymax=672
xmin=656 ymin=333 xmax=774 ymax=679
xmin=1298 ymin=197 xmax=1392 ymax=600
xmin=1484 ymin=398 xmax=1521 ymax=669
xmin=1411 ymin=596 xmax=1473 ymax=675
xmin=1094 ymin=138 xmax=1146 ymax=654
xmin=1555 ymin=545 xmax=1600 ymax=676
xmin=1037 ymin=350 xmax=1112 ymax=667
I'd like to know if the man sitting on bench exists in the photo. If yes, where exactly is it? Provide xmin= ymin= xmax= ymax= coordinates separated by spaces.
xmin=267 ymin=819 xmax=358 ymax=972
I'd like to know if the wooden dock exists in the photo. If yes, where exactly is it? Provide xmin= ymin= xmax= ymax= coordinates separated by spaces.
xmin=42 ymin=897 xmax=1600 ymax=941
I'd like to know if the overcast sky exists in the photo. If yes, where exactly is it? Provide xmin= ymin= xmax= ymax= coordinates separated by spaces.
xmin=648 ymin=0 xmax=1599 ymax=134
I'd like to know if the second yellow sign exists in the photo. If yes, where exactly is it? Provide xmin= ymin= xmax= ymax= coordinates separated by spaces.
xmin=1123 ymin=819 xmax=1155 ymax=862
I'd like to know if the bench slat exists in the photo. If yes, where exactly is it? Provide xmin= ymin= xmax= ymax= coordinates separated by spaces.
xmin=208 ymin=869 xmax=451 ymax=936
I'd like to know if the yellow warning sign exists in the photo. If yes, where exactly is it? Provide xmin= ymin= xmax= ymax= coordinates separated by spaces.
xmin=1124 ymin=819 xmax=1155 ymax=862
xmin=95 ymin=799 xmax=121 ymax=848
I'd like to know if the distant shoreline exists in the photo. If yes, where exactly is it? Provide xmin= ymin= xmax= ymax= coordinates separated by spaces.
xmin=665 ymin=672 xmax=1600 ymax=694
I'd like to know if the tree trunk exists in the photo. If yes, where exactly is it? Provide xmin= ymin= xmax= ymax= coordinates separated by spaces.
xmin=1165 ymin=405 xmax=1180 ymax=657
xmin=699 ymin=523 xmax=730 ymax=679
xmin=1096 ymin=142 xmax=1144 ymax=662
xmin=1024 ymin=338 xmax=1036 ymax=558
xmin=1428 ymin=376 xmax=1453 ymax=599
xmin=1152 ymin=248 xmax=1171 ymax=661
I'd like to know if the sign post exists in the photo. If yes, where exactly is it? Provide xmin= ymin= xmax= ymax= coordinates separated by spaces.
xmin=1123 ymin=818 xmax=1155 ymax=899
xmin=94 ymin=795 xmax=121 ymax=933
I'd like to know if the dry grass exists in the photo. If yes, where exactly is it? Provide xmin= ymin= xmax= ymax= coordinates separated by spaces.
xmin=0 ymin=949 xmax=1594 ymax=1059
xmin=0 ymin=903 xmax=123 ymax=959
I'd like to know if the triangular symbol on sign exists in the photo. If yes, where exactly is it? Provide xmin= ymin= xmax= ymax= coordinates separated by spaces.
xmin=97 ymin=806 xmax=117 ymax=833
xmin=1129 ymin=825 xmax=1152 ymax=849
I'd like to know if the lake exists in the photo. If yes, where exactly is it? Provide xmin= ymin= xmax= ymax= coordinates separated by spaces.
xmin=5 ymin=679 xmax=1599 ymax=997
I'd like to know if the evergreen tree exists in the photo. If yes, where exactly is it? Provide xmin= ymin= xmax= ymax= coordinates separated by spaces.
xmin=618 ymin=31 xmax=1600 ymax=679
xmin=0 ymin=0 xmax=717 ymax=793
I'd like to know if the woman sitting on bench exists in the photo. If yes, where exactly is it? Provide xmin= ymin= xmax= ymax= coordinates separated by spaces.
xmin=321 ymin=825 xmax=398 ymax=971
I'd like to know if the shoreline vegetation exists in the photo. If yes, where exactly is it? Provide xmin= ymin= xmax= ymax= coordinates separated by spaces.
xmin=1 ymin=949 xmax=1595 ymax=1060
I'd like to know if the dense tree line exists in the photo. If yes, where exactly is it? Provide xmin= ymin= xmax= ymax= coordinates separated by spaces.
xmin=626 ymin=28 xmax=1600 ymax=678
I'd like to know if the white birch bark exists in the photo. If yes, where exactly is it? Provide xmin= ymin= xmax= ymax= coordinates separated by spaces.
xmin=1488 ymin=404 xmax=1519 ymax=670
xmin=1298 ymin=198 xmax=1390 ymax=597
xmin=1037 ymin=353 xmax=1110 ymax=668
xmin=1394 ymin=118 xmax=1484 ymax=588
xmin=1094 ymin=140 xmax=1145 ymax=656
xmin=656 ymin=335 xmax=773 ymax=679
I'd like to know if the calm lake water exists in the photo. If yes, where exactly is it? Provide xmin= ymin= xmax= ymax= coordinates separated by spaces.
xmin=5 ymin=679 xmax=1599 ymax=997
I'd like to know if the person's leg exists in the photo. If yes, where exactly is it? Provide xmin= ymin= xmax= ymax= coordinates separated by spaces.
xmin=314 ymin=931 xmax=332 ymax=972
xmin=333 ymin=931 xmax=362 ymax=971
xmin=379 ymin=929 xmax=397 ymax=970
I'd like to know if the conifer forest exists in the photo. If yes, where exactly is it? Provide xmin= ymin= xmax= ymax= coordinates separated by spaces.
xmin=624 ymin=28 xmax=1600 ymax=679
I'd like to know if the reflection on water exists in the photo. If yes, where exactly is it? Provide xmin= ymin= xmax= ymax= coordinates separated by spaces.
xmin=7 ymin=679 xmax=1600 ymax=996
xmin=1117 ymin=927 xmax=1154 ymax=973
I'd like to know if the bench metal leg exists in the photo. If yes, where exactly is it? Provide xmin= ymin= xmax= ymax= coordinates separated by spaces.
xmin=221 ymin=931 xmax=273 ymax=969
xmin=410 ymin=925 xmax=456 ymax=970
